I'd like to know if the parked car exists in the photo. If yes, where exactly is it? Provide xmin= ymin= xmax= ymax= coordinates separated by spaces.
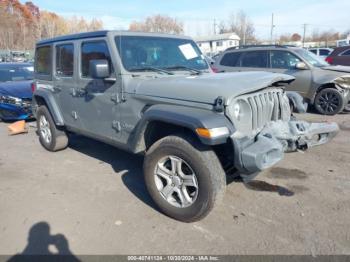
xmin=32 ymin=31 xmax=338 ymax=222
xmin=213 ymin=45 xmax=350 ymax=115
xmin=0 ymin=63 xmax=34 ymax=121
xmin=308 ymin=48 xmax=333 ymax=59
xmin=325 ymin=46 xmax=350 ymax=66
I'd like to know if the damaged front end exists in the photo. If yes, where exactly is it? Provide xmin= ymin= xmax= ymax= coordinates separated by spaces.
xmin=233 ymin=120 xmax=339 ymax=181
xmin=226 ymin=85 xmax=339 ymax=181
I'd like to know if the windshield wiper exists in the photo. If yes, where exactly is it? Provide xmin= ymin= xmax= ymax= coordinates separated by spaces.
xmin=164 ymin=65 xmax=202 ymax=75
xmin=128 ymin=66 xmax=174 ymax=75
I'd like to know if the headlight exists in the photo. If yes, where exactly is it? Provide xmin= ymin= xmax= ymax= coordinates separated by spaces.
xmin=0 ymin=95 xmax=22 ymax=105
xmin=334 ymin=77 xmax=350 ymax=89
xmin=229 ymin=99 xmax=251 ymax=122
xmin=227 ymin=99 xmax=252 ymax=137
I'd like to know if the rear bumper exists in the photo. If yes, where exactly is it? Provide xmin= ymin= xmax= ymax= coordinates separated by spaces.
xmin=233 ymin=120 xmax=339 ymax=180
xmin=0 ymin=103 xmax=33 ymax=120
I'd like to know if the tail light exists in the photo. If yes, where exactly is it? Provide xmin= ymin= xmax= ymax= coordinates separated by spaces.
xmin=325 ymin=56 xmax=333 ymax=64
xmin=212 ymin=67 xmax=219 ymax=73
xmin=31 ymin=82 xmax=36 ymax=93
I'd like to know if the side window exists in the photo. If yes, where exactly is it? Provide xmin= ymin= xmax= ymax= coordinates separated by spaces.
xmin=270 ymin=51 xmax=301 ymax=69
xmin=56 ymin=44 xmax=74 ymax=77
xmin=309 ymin=49 xmax=317 ymax=55
xmin=35 ymin=46 xmax=51 ymax=75
xmin=220 ymin=52 xmax=241 ymax=67
xmin=319 ymin=49 xmax=331 ymax=56
xmin=81 ymin=41 xmax=113 ymax=78
xmin=341 ymin=49 xmax=350 ymax=56
xmin=241 ymin=51 xmax=268 ymax=68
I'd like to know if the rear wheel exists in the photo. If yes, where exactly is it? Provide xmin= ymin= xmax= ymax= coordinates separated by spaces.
xmin=36 ymin=106 xmax=68 ymax=152
xmin=314 ymin=88 xmax=345 ymax=115
xmin=143 ymin=134 xmax=226 ymax=222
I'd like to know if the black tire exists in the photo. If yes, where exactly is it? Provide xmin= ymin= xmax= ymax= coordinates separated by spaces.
xmin=314 ymin=88 xmax=345 ymax=115
xmin=36 ymin=106 xmax=68 ymax=152
xmin=343 ymin=102 xmax=350 ymax=113
xmin=143 ymin=134 xmax=226 ymax=222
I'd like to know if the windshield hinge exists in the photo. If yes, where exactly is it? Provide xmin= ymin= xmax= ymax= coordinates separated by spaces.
xmin=214 ymin=96 xmax=225 ymax=112
xmin=111 ymin=93 xmax=121 ymax=104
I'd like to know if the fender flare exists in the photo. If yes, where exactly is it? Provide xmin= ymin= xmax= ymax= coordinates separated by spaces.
xmin=33 ymin=90 xmax=65 ymax=126
xmin=129 ymin=104 xmax=235 ymax=152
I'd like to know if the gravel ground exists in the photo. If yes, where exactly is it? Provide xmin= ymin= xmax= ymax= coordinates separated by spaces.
xmin=0 ymin=113 xmax=349 ymax=256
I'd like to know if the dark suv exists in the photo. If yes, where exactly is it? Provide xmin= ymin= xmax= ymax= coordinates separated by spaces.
xmin=213 ymin=45 xmax=350 ymax=115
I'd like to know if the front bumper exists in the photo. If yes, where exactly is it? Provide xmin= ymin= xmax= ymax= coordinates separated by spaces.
xmin=0 ymin=103 xmax=33 ymax=120
xmin=233 ymin=120 xmax=339 ymax=180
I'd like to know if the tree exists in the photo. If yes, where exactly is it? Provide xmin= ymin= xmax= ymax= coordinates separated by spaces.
xmin=129 ymin=15 xmax=184 ymax=34
xmin=218 ymin=11 xmax=256 ymax=44
xmin=291 ymin=33 xmax=301 ymax=41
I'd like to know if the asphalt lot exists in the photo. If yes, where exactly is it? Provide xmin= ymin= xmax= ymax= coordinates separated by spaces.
xmin=0 ymin=113 xmax=350 ymax=256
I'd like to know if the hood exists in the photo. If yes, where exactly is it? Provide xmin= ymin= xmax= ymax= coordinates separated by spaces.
xmin=0 ymin=80 xmax=33 ymax=99
xmin=321 ymin=65 xmax=350 ymax=73
xmin=132 ymin=72 xmax=294 ymax=105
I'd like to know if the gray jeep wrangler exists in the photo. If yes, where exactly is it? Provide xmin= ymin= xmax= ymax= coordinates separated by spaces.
xmin=32 ymin=31 xmax=339 ymax=222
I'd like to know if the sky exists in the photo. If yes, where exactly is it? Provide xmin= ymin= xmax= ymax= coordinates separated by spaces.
xmin=28 ymin=0 xmax=350 ymax=40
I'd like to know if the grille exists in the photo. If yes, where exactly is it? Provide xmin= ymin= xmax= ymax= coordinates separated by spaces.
xmin=247 ymin=89 xmax=285 ymax=131
xmin=229 ymin=88 xmax=290 ymax=136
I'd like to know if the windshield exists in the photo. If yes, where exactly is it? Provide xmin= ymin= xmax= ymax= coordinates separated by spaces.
xmin=115 ymin=36 xmax=209 ymax=72
xmin=294 ymin=48 xmax=329 ymax=67
xmin=0 ymin=65 xmax=34 ymax=82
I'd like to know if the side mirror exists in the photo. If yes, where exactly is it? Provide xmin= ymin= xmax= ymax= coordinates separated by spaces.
xmin=89 ymin=59 xmax=110 ymax=79
xmin=295 ymin=62 xmax=308 ymax=70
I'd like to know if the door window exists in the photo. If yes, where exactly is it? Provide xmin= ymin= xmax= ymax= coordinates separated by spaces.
xmin=270 ymin=51 xmax=301 ymax=69
xmin=220 ymin=52 xmax=241 ymax=67
xmin=319 ymin=49 xmax=331 ymax=56
xmin=56 ymin=44 xmax=74 ymax=77
xmin=309 ymin=49 xmax=317 ymax=55
xmin=341 ymin=49 xmax=350 ymax=56
xmin=81 ymin=41 xmax=113 ymax=78
xmin=240 ymin=51 xmax=268 ymax=68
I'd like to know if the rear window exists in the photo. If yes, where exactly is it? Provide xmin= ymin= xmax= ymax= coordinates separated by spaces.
xmin=35 ymin=46 xmax=51 ymax=75
xmin=220 ymin=52 xmax=241 ymax=67
xmin=56 ymin=44 xmax=74 ymax=77
xmin=241 ymin=51 xmax=268 ymax=68
xmin=0 ymin=65 xmax=34 ymax=82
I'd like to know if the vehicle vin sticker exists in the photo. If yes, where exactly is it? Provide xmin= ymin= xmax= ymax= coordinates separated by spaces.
xmin=178 ymin=44 xmax=198 ymax=60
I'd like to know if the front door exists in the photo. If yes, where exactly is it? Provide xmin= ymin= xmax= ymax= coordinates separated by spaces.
xmin=74 ymin=39 xmax=121 ymax=140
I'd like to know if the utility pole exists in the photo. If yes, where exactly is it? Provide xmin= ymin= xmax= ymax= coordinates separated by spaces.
xmin=302 ymin=24 xmax=307 ymax=47
xmin=270 ymin=13 xmax=275 ymax=44
xmin=213 ymin=19 xmax=217 ymax=35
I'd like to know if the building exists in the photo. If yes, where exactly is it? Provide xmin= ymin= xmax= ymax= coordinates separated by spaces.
xmin=195 ymin=33 xmax=240 ymax=56
xmin=337 ymin=35 xmax=350 ymax=47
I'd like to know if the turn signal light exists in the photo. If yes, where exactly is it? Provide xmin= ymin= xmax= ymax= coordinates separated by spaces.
xmin=31 ymin=82 xmax=36 ymax=93
xmin=196 ymin=127 xmax=230 ymax=139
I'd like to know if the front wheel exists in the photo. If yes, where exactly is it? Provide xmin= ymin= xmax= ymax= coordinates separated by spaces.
xmin=143 ymin=134 xmax=226 ymax=222
xmin=36 ymin=106 xmax=68 ymax=152
xmin=314 ymin=88 xmax=345 ymax=115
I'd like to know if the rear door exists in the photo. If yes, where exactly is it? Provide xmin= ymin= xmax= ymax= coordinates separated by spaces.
xmin=53 ymin=42 xmax=80 ymax=129
xmin=269 ymin=50 xmax=312 ymax=95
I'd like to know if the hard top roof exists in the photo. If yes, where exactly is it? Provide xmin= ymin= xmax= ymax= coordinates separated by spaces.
xmin=36 ymin=30 xmax=192 ymax=46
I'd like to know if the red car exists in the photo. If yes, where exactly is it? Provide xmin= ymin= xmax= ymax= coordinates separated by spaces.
xmin=326 ymin=46 xmax=350 ymax=66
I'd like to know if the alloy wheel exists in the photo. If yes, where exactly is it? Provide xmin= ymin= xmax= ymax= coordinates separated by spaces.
xmin=154 ymin=155 xmax=198 ymax=208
